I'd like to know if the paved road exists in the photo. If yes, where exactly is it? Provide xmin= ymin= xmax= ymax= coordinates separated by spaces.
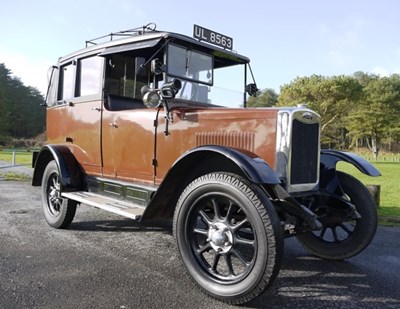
xmin=1 ymin=180 xmax=399 ymax=309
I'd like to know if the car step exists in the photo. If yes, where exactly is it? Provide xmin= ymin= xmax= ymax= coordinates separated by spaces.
xmin=62 ymin=191 xmax=145 ymax=220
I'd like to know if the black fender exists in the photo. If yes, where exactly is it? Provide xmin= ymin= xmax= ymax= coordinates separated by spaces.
xmin=175 ymin=145 xmax=281 ymax=184
xmin=142 ymin=145 xmax=280 ymax=220
xmin=319 ymin=149 xmax=380 ymax=195
xmin=31 ymin=145 xmax=83 ymax=190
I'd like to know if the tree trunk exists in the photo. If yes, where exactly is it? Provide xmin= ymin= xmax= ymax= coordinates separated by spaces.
xmin=366 ymin=134 xmax=379 ymax=160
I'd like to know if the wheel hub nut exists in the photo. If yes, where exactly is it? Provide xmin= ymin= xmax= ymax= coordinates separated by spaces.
xmin=208 ymin=222 xmax=233 ymax=253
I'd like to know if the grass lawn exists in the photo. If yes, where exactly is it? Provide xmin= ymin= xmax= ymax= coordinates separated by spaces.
xmin=0 ymin=151 xmax=33 ymax=166
xmin=337 ymin=161 xmax=399 ymax=225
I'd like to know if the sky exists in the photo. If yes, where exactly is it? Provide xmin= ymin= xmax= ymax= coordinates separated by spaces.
xmin=1 ymin=0 xmax=400 ymax=95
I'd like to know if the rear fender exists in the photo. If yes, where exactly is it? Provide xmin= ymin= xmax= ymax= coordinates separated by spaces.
xmin=141 ymin=145 xmax=281 ymax=220
xmin=319 ymin=149 xmax=380 ymax=195
xmin=32 ymin=145 xmax=83 ymax=190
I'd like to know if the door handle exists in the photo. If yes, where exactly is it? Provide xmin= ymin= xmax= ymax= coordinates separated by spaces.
xmin=109 ymin=122 xmax=118 ymax=128
xmin=92 ymin=107 xmax=102 ymax=111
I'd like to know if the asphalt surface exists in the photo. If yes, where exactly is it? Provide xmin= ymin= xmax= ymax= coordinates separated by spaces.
xmin=1 ymin=175 xmax=400 ymax=308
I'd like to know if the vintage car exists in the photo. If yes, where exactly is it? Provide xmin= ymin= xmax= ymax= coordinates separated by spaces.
xmin=32 ymin=24 xmax=380 ymax=304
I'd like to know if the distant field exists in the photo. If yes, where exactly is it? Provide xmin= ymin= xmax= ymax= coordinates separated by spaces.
xmin=0 ymin=150 xmax=33 ymax=166
xmin=1 ymin=150 xmax=399 ymax=224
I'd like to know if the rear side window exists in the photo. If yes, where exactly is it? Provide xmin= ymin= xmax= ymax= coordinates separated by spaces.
xmin=78 ymin=56 xmax=103 ymax=97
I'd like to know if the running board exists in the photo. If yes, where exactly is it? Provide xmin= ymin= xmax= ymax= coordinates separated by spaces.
xmin=62 ymin=191 xmax=145 ymax=220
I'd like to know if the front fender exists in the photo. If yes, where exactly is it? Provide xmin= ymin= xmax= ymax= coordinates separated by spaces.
xmin=32 ymin=145 xmax=83 ymax=190
xmin=321 ymin=149 xmax=381 ymax=176
xmin=177 ymin=145 xmax=281 ymax=184
xmin=319 ymin=149 xmax=380 ymax=194
xmin=141 ymin=145 xmax=280 ymax=220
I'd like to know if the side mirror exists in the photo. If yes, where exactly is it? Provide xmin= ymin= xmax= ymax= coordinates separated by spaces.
xmin=245 ymin=83 xmax=258 ymax=97
xmin=151 ymin=58 xmax=165 ymax=75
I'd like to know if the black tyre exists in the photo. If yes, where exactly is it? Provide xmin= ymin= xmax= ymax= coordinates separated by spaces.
xmin=173 ymin=173 xmax=283 ymax=305
xmin=297 ymin=171 xmax=378 ymax=260
xmin=41 ymin=160 xmax=77 ymax=229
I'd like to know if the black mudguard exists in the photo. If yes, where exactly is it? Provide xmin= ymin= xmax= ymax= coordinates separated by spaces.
xmin=142 ymin=145 xmax=281 ymax=220
xmin=31 ymin=145 xmax=83 ymax=190
xmin=319 ymin=149 xmax=380 ymax=195
xmin=175 ymin=145 xmax=281 ymax=184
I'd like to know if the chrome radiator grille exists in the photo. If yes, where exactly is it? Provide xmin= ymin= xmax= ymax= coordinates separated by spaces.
xmin=276 ymin=108 xmax=320 ymax=193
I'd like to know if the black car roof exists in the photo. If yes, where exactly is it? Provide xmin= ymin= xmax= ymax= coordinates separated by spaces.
xmin=58 ymin=29 xmax=250 ymax=67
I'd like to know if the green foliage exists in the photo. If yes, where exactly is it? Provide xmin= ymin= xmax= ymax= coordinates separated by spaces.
xmin=271 ymin=72 xmax=400 ymax=156
xmin=278 ymin=75 xmax=363 ymax=148
xmin=0 ymin=63 xmax=46 ymax=144
xmin=346 ymin=73 xmax=400 ymax=158
xmin=247 ymin=88 xmax=278 ymax=107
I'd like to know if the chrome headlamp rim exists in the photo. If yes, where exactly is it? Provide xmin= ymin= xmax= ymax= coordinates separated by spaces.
xmin=142 ymin=91 xmax=161 ymax=108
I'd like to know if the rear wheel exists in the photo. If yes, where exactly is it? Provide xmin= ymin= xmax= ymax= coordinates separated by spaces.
xmin=41 ymin=160 xmax=77 ymax=229
xmin=173 ymin=173 xmax=283 ymax=304
xmin=297 ymin=171 xmax=377 ymax=260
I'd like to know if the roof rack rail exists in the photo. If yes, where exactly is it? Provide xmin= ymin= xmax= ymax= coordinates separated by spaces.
xmin=85 ymin=23 xmax=157 ymax=47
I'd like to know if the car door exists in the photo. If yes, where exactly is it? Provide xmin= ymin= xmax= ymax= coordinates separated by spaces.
xmin=47 ymin=55 xmax=104 ymax=176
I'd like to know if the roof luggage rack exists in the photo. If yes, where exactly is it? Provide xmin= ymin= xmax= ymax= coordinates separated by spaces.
xmin=85 ymin=23 xmax=158 ymax=47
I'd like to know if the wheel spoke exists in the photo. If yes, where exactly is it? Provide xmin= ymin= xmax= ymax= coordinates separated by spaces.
xmin=199 ymin=210 xmax=213 ymax=226
xmin=339 ymin=223 xmax=353 ymax=236
xmin=332 ymin=227 xmax=339 ymax=242
xmin=231 ymin=218 xmax=248 ymax=232
xmin=231 ymin=248 xmax=251 ymax=267
xmin=51 ymin=175 xmax=59 ymax=190
xmin=224 ymin=254 xmax=235 ymax=276
xmin=319 ymin=226 xmax=327 ymax=239
xmin=193 ymin=227 xmax=208 ymax=236
xmin=225 ymin=201 xmax=234 ymax=220
xmin=211 ymin=252 xmax=221 ymax=272
xmin=196 ymin=242 xmax=212 ymax=255
xmin=235 ymin=237 xmax=255 ymax=247
xmin=211 ymin=198 xmax=222 ymax=220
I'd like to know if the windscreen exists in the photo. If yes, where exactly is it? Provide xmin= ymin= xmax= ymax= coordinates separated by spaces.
xmin=167 ymin=44 xmax=213 ymax=85
xmin=166 ymin=43 xmax=245 ymax=107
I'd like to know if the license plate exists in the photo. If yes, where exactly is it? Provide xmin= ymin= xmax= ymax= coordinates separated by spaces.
xmin=193 ymin=25 xmax=233 ymax=50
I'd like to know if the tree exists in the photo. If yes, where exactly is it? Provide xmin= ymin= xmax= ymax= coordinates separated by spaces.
xmin=0 ymin=63 xmax=45 ymax=145
xmin=278 ymin=75 xmax=363 ymax=148
xmin=0 ymin=63 xmax=13 ymax=142
xmin=247 ymin=88 xmax=278 ymax=107
xmin=347 ymin=73 xmax=400 ymax=159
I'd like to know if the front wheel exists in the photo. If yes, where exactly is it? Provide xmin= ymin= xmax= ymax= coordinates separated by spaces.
xmin=297 ymin=171 xmax=378 ymax=260
xmin=173 ymin=173 xmax=283 ymax=305
xmin=41 ymin=160 xmax=77 ymax=229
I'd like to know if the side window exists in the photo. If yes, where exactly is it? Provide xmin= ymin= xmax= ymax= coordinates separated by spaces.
xmin=78 ymin=56 xmax=103 ymax=97
xmin=105 ymin=54 xmax=147 ymax=99
xmin=58 ymin=62 xmax=75 ymax=101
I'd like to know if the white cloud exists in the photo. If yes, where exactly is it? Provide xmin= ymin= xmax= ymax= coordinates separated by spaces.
xmin=371 ymin=66 xmax=390 ymax=76
xmin=0 ymin=50 xmax=52 ymax=95
xmin=371 ymin=47 xmax=400 ymax=76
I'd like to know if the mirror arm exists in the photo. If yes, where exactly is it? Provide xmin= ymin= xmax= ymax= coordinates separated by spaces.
xmin=139 ymin=39 xmax=172 ymax=70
